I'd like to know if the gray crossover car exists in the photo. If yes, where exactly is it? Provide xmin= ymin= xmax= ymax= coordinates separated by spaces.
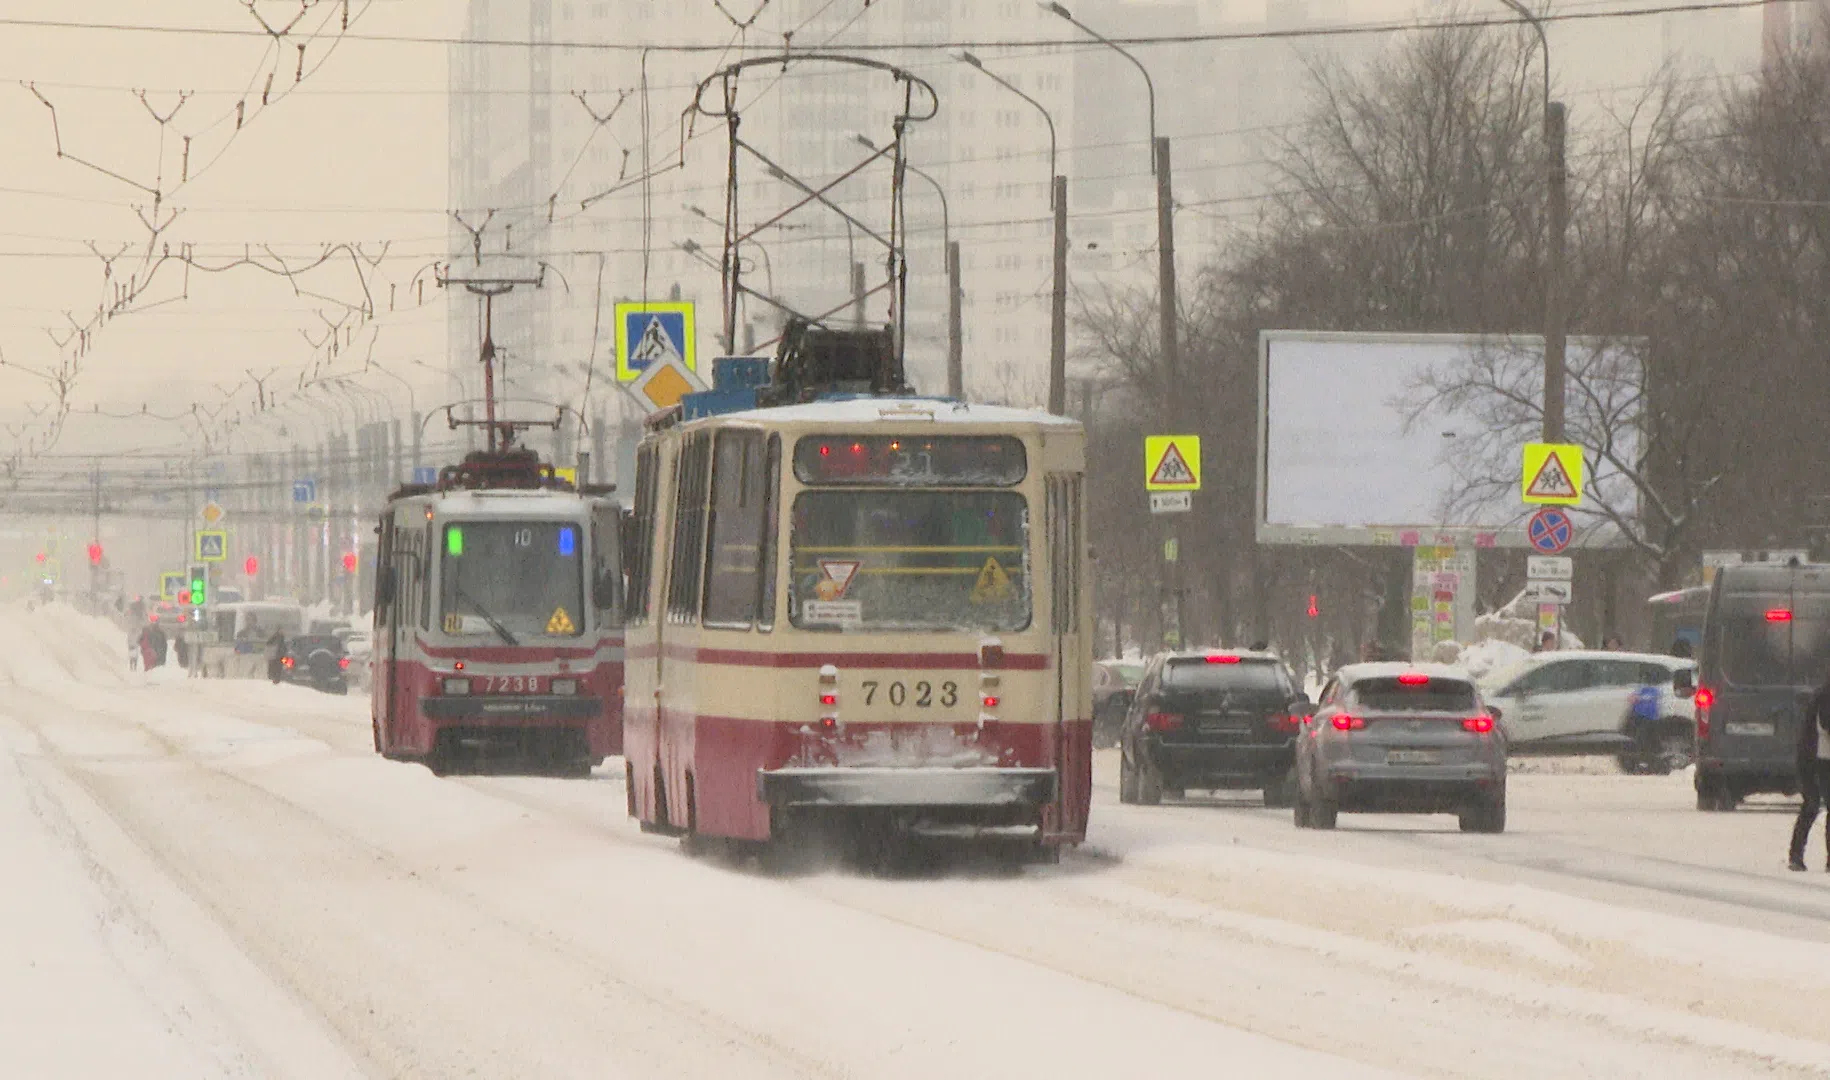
xmin=1295 ymin=663 xmax=1507 ymax=833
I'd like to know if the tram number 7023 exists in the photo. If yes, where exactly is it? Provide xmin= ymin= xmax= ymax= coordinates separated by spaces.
xmin=860 ymin=680 xmax=959 ymax=708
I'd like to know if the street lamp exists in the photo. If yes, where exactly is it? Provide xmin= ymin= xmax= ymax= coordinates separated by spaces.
xmin=1495 ymin=0 xmax=1567 ymax=442
xmin=1044 ymin=0 xmax=1186 ymax=648
xmin=955 ymin=51 xmax=1070 ymax=416
xmin=857 ymin=133 xmax=962 ymax=400
xmin=1040 ymin=2 xmax=1178 ymax=415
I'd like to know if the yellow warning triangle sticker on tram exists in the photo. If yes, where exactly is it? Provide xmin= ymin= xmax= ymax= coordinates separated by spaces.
xmin=971 ymin=557 xmax=1014 ymax=604
xmin=546 ymin=607 xmax=576 ymax=635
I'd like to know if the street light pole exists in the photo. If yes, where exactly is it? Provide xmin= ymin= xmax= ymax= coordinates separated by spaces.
xmin=1044 ymin=1 xmax=1185 ymax=646
xmin=857 ymin=133 xmax=961 ymax=399
xmin=1497 ymin=0 xmax=1567 ymax=442
xmin=1042 ymin=3 xmax=1175 ymax=409
xmin=958 ymin=50 xmax=1069 ymax=415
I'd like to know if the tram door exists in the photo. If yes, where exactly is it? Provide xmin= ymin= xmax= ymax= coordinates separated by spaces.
xmin=1046 ymin=474 xmax=1091 ymax=840
xmin=372 ymin=514 xmax=400 ymax=749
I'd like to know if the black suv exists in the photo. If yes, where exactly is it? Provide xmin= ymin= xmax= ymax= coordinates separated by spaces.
xmin=1119 ymin=650 xmax=1310 ymax=807
xmin=274 ymin=634 xmax=351 ymax=695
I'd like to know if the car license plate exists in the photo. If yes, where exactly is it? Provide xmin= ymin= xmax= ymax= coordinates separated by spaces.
xmin=1725 ymin=721 xmax=1775 ymax=737
xmin=1387 ymin=749 xmax=1441 ymax=765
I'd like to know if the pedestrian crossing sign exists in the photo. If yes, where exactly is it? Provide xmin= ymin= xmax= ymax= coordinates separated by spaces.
xmin=1521 ymin=443 xmax=1584 ymax=506
xmin=614 ymin=301 xmax=696 ymax=383
xmin=1144 ymin=435 xmax=1202 ymax=492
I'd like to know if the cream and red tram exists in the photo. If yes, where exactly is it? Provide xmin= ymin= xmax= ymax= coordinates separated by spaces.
xmin=371 ymin=448 xmax=624 ymax=775
xmin=623 ymin=396 xmax=1092 ymax=852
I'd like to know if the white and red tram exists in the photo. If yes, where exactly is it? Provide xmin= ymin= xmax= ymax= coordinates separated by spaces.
xmin=371 ymin=448 xmax=624 ymax=775
xmin=623 ymin=397 xmax=1092 ymax=853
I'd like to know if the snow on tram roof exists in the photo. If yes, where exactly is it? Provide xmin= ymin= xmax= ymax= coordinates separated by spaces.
xmin=715 ymin=397 xmax=1079 ymax=429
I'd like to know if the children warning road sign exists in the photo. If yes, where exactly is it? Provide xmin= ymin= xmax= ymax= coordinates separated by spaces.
xmin=1143 ymin=435 xmax=1202 ymax=492
xmin=614 ymin=301 xmax=696 ymax=383
xmin=1522 ymin=443 xmax=1583 ymax=505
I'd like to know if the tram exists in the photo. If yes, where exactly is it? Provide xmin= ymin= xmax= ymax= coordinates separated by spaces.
xmin=369 ymin=446 xmax=624 ymax=776
xmin=623 ymin=325 xmax=1093 ymax=857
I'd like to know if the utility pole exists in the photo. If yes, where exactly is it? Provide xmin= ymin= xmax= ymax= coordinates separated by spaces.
xmin=1155 ymin=136 xmax=1186 ymax=645
xmin=1544 ymin=101 xmax=1568 ymax=441
xmin=851 ymin=261 xmax=867 ymax=329
xmin=946 ymin=240 xmax=964 ymax=399
xmin=1050 ymin=175 xmax=1070 ymax=416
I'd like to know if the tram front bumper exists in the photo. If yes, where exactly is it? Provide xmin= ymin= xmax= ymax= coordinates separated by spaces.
xmin=758 ymin=766 xmax=1058 ymax=809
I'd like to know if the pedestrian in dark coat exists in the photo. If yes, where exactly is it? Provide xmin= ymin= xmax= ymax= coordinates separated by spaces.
xmin=1788 ymin=675 xmax=1830 ymax=870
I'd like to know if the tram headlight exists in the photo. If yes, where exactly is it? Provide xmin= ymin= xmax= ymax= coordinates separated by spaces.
xmin=551 ymin=678 xmax=579 ymax=696
xmin=442 ymin=677 xmax=471 ymax=696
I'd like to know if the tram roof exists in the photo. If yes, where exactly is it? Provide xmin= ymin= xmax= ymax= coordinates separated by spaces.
xmin=703 ymin=397 xmax=1079 ymax=430
xmin=403 ymin=488 xmax=606 ymax=518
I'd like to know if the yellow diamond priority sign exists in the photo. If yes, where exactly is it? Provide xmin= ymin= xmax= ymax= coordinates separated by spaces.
xmin=1144 ymin=435 xmax=1201 ymax=492
xmin=1521 ymin=443 xmax=1584 ymax=506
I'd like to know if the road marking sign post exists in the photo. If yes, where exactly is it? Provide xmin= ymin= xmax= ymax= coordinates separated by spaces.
xmin=1527 ymin=555 xmax=1573 ymax=580
xmin=614 ymin=301 xmax=696 ymax=383
xmin=1144 ymin=435 xmax=1201 ymax=491
xmin=195 ymin=530 xmax=227 ymax=562
xmin=1522 ymin=443 xmax=1584 ymax=505
xmin=1527 ymin=508 xmax=1573 ymax=555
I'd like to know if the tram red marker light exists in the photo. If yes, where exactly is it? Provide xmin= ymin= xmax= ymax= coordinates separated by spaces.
xmin=849 ymin=442 xmax=863 ymax=455
xmin=819 ymin=445 xmax=831 ymax=456
xmin=819 ymin=693 xmax=838 ymax=706
xmin=453 ymin=661 xmax=465 ymax=671
xmin=981 ymin=695 xmax=1000 ymax=708
xmin=818 ymin=715 xmax=838 ymax=732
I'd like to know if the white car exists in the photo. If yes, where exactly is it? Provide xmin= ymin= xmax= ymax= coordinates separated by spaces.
xmin=1482 ymin=650 xmax=1697 ymax=774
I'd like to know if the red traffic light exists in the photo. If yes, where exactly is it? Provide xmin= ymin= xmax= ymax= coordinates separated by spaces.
xmin=245 ymin=556 xmax=260 ymax=577
xmin=177 ymin=589 xmax=192 ymax=605
xmin=341 ymin=552 xmax=358 ymax=573
xmin=86 ymin=543 xmax=103 ymax=566
xmin=33 ymin=552 xmax=45 ymax=564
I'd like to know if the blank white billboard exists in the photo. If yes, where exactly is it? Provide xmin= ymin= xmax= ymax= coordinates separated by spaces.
xmin=1257 ymin=331 xmax=1639 ymax=547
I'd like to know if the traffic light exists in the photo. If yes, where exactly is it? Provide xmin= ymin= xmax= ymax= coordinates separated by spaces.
xmin=245 ymin=555 xmax=259 ymax=577
xmin=86 ymin=543 xmax=103 ymax=566
xmin=33 ymin=552 xmax=45 ymax=565
xmin=342 ymin=552 xmax=358 ymax=574
xmin=188 ymin=564 xmax=207 ymax=606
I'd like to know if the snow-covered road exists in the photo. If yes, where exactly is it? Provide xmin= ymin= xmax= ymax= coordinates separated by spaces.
xmin=5 ymin=604 xmax=1830 ymax=1079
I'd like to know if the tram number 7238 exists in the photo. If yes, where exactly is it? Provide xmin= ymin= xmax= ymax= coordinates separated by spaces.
xmin=861 ymin=680 xmax=961 ymax=708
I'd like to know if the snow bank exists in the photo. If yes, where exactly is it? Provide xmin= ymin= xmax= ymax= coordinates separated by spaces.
xmin=1460 ymin=637 xmax=1531 ymax=686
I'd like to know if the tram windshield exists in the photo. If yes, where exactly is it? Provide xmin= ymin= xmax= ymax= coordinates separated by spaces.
xmin=789 ymin=490 xmax=1030 ymax=631
xmin=439 ymin=521 xmax=586 ymax=640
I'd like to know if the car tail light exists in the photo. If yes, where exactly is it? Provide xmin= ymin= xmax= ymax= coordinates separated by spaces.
xmin=1462 ymin=715 xmax=1494 ymax=734
xmin=1766 ymin=608 xmax=1793 ymax=622
xmin=1270 ymin=713 xmax=1303 ymax=732
xmin=442 ymin=678 xmax=470 ymax=695
xmin=281 ymin=656 xmax=294 ymax=669
xmin=1331 ymin=714 xmax=1365 ymax=731
xmin=1205 ymin=654 xmax=1241 ymax=664
xmin=338 ymin=657 xmax=351 ymax=670
xmin=1144 ymin=711 xmax=1182 ymax=732
xmin=1397 ymin=672 xmax=1430 ymax=686
xmin=1695 ymin=686 xmax=1714 ymax=740
xmin=551 ymin=678 xmax=579 ymax=696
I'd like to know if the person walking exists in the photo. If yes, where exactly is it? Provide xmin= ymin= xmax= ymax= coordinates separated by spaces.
xmin=1787 ymin=673 xmax=1830 ymax=870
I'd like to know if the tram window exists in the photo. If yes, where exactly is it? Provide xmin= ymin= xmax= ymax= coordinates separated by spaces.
xmin=624 ymin=445 xmax=659 ymax=624
xmin=439 ymin=522 xmax=585 ymax=639
xmin=757 ymin=434 xmax=781 ymax=632
xmin=792 ymin=435 xmax=1026 ymax=486
xmin=591 ymin=503 xmax=623 ymax=628
xmin=666 ymin=433 xmax=714 ymax=623
xmin=789 ymin=489 xmax=1031 ymax=632
xmin=704 ymin=430 xmax=767 ymax=628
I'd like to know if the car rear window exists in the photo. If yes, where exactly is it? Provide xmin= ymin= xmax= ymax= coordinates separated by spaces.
xmin=1718 ymin=616 xmax=1802 ymax=686
xmin=1161 ymin=659 xmax=1290 ymax=696
xmin=1352 ymin=676 xmax=1476 ymax=712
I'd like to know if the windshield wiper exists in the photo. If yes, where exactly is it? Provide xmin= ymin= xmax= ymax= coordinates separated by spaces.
xmin=453 ymin=583 xmax=519 ymax=647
